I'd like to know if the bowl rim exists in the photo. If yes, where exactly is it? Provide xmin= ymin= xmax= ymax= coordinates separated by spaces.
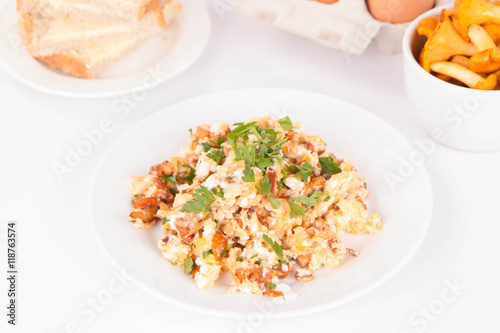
xmin=402 ymin=3 xmax=500 ymax=93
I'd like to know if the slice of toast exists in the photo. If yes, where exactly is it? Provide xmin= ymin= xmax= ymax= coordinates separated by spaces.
xmin=37 ymin=35 xmax=148 ymax=79
xmin=17 ymin=0 xmax=170 ymax=23
xmin=19 ymin=1 xmax=181 ymax=57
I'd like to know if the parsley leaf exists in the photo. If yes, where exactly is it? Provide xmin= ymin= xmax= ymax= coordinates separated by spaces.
xmin=182 ymin=186 xmax=216 ymax=215
xmin=161 ymin=174 xmax=177 ymax=185
xmin=324 ymin=195 xmax=331 ymax=202
xmin=162 ymin=217 xmax=169 ymax=226
xmin=219 ymin=248 xmax=228 ymax=258
xmin=294 ymin=162 xmax=314 ymax=182
xmin=290 ymin=191 xmax=324 ymax=208
xmin=211 ymin=187 xmax=225 ymax=200
xmin=278 ymin=116 xmax=294 ymax=131
xmin=262 ymin=234 xmax=285 ymax=263
xmin=269 ymin=195 xmax=281 ymax=209
xmin=184 ymin=258 xmax=194 ymax=275
xmin=207 ymin=149 xmax=225 ymax=165
xmin=319 ymin=157 xmax=341 ymax=175
xmin=201 ymin=142 xmax=212 ymax=152
xmin=202 ymin=249 xmax=213 ymax=259
xmin=235 ymin=144 xmax=256 ymax=166
xmin=182 ymin=165 xmax=196 ymax=183
xmin=287 ymin=199 xmax=306 ymax=218
xmin=131 ymin=194 xmax=138 ymax=204
xmin=242 ymin=165 xmax=255 ymax=183
xmin=210 ymin=137 xmax=225 ymax=148
xmin=227 ymin=122 xmax=257 ymax=145
xmin=256 ymin=158 xmax=273 ymax=171
xmin=256 ymin=174 xmax=272 ymax=196
xmin=278 ymin=178 xmax=289 ymax=189
xmin=266 ymin=282 xmax=276 ymax=290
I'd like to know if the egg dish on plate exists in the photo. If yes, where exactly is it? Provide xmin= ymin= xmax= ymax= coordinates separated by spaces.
xmin=127 ymin=115 xmax=382 ymax=299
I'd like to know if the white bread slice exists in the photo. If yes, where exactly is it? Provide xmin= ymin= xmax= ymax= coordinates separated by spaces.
xmin=20 ymin=1 xmax=181 ymax=57
xmin=37 ymin=35 xmax=150 ymax=79
xmin=17 ymin=0 xmax=170 ymax=23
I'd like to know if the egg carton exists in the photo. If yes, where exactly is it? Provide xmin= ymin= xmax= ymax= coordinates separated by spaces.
xmin=226 ymin=0 xmax=452 ymax=55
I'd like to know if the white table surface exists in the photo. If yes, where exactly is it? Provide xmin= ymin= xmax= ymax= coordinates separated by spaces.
xmin=1 ymin=0 xmax=499 ymax=332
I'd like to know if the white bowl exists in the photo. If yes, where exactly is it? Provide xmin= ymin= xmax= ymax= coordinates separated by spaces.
xmin=402 ymin=4 xmax=500 ymax=152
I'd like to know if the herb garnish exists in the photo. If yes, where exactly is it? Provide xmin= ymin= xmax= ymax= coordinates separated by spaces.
xmin=318 ymin=157 xmax=341 ymax=175
xmin=266 ymin=282 xmax=277 ymax=290
xmin=263 ymin=234 xmax=286 ymax=264
xmin=131 ymin=194 xmax=138 ymax=204
xmin=184 ymin=258 xmax=194 ymax=275
xmin=182 ymin=186 xmax=223 ymax=215
xmin=242 ymin=165 xmax=255 ymax=183
xmin=161 ymin=174 xmax=177 ymax=185
xmin=182 ymin=165 xmax=196 ymax=183
xmin=202 ymin=249 xmax=213 ymax=259
xmin=278 ymin=116 xmax=294 ymax=131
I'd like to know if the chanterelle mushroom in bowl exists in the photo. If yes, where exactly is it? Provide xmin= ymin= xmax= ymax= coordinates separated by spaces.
xmin=402 ymin=3 xmax=500 ymax=152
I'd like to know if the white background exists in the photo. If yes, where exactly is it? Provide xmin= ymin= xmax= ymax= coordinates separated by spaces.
xmin=1 ymin=0 xmax=499 ymax=332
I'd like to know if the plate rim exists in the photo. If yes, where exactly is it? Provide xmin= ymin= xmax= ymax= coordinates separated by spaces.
xmin=89 ymin=87 xmax=433 ymax=318
xmin=0 ymin=0 xmax=211 ymax=98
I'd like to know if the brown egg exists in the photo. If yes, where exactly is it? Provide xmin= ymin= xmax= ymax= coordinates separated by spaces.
xmin=367 ymin=0 xmax=435 ymax=24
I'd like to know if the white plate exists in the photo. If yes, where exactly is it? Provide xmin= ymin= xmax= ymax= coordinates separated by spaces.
xmin=0 ymin=0 xmax=210 ymax=98
xmin=90 ymin=88 xmax=433 ymax=318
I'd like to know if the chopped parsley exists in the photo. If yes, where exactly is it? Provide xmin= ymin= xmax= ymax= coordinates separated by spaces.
xmin=266 ymin=282 xmax=276 ymax=290
xmin=235 ymin=144 xmax=256 ymax=166
xmin=182 ymin=186 xmax=218 ymax=215
xmin=278 ymin=116 xmax=294 ymax=131
xmin=207 ymin=149 xmax=226 ymax=165
xmin=319 ymin=157 xmax=341 ymax=175
xmin=242 ymin=165 xmax=255 ymax=183
xmin=290 ymin=162 xmax=314 ymax=182
xmin=131 ymin=194 xmax=138 ymax=204
xmin=290 ymin=191 xmax=323 ymax=208
xmin=269 ymin=195 xmax=281 ymax=209
xmin=182 ymin=165 xmax=196 ymax=183
xmin=210 ymin=137 xmax=225 ymax=148
xmin=202 ymin=249 xmax=213 ymax=259
xmin=287 ymin=199 xmax=306 ymax=218
xmin=256 ymin=174 xmax=272 ymax=196
xmin=250 ymin=254 xmax=258 ymax=259
xmin=211 ymin=187 xmax=225 ymax=199
xmin=219 ymin=248 xmax=228 ymax=258
xmin=184 ymin=258 xmax=194 ymax=275
xmin=263 ymin=234 xmax=286 ymax=263
xmin=236 ymin=255 xmax=242 ymax=262
xmin=324 ymin=195 xmax=331 ymax=202
xmin=160 ymin=174 xmax=177 ymax=185
xmin=162 ymin=217 xmax=169 ymax=226
xmin=201 ymin=142 xmax=212 ymax=152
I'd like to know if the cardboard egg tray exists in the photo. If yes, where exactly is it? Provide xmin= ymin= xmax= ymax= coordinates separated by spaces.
xmin=228 ymin=0 xmax=452 ymax=55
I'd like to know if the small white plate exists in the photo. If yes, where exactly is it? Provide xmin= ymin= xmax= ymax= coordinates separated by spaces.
xmin=0 ymin=0 xmax=210 ymax=98
xmin=90 ymin=88 xmax=433 ymax=318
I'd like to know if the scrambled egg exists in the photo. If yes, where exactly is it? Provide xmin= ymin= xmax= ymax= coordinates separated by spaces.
xmin=127 ymin=116 xmax=382 ymax=299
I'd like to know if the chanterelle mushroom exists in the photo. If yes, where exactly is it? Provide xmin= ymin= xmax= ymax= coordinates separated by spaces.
xmin=417 ymin=16 xmax=439 ymax=38
xmin=419 ymin=9 xmax=477 ymax=72
xmin=459 ymin=0 xmax=500 ymax=40
xmin=430 ymin=61 xmax=498 ymax=89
